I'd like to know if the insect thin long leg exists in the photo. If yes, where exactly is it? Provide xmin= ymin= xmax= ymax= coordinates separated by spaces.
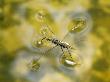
xmin=41 ymin=23 xmax=55 ymax=36
xmin=46 ymin=45 xmax=58 ymax=52
xmin=61 ymin=47 xmax=65 ymax=55
xmin=59 ymin=47 xmax=65 ymax=62
xmin=41 ymin=37 xmax=46 ymax=42
xmin=67 ymin=48 xmax=71 ymax=56
xmin=36 ymin=45 xmax=58 ymax=62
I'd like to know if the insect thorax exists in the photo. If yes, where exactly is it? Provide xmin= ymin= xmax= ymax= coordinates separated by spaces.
xmin=46 ymin=38 xmax=71 ymax=48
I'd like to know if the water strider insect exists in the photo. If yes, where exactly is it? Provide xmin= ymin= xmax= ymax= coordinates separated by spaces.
xmin=30 ymin=27 xmax=80 ymax=71
xmin=29 ymin=13 xmax=89 ymax=71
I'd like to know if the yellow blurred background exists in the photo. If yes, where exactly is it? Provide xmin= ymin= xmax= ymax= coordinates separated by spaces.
xmin=0 ymin=0 xmax=110 ymax=82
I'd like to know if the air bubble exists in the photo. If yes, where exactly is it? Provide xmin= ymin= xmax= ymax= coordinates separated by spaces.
xmin=68 ymin=18 xmax=86 ymax=33
xmin=59 ymin=51 xmax=81 ymax=68
xmin=28 ymin=58 xmax=40 ymax=71
xmin=34 ymin=8 xmax=53 ymax=23
xmin=35 ymin=9 xmax=46 ymax=22
xmin=32 ymin=34 xmax=53 ymax=49
xmin=31 ymin=30 xmax=47 ymax=48
xmin=33 ymin=39 xmax=43 ymax=48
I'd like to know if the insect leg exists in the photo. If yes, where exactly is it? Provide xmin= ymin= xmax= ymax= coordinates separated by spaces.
xmin=41 ymin=37 xmax=46 ymax=42
xmin=66 ymin=48 xmax=72 ymax=56
xmin=59 ymin=47 xmax=65 ymax=61
xmin=61 ymin=47 xmax=64 ymax=55
xmin=43 ymin=45 xmax=58 ymax=56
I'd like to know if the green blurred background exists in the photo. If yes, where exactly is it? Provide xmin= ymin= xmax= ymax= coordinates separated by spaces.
xmin=0 ymin=0 xmax=110 ymax=82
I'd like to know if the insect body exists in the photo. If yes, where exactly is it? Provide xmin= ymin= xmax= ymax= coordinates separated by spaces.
xmin=46 ymin=38 xmax=80 ymax=68
xmin=29 ymin=17 xmax=86 ymax=71
xmin=46 ymin=38 xmax=72 ymax=49
xmin=31 ymin=25 xmax=80 ymax=71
